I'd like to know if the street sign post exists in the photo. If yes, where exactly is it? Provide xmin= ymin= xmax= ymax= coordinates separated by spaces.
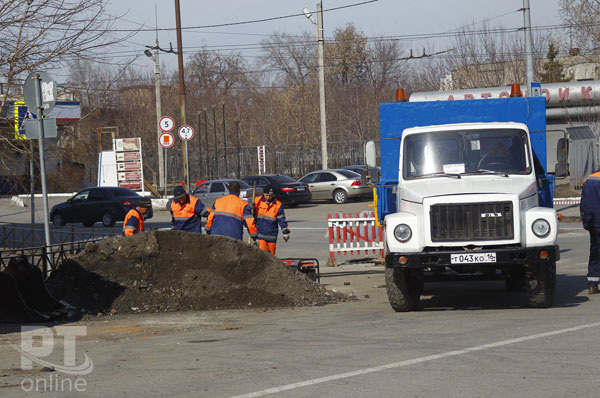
xmin=159 ymin=132 xmax=174 ymax=148
xmin=178 ymin=125 xmax=194 ymax=141
xmin=23 ymin=71 xmax=56 ymax=277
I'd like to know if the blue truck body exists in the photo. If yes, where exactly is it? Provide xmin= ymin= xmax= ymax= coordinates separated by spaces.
xmin=376 ymin=97 xmax=552 ymax=221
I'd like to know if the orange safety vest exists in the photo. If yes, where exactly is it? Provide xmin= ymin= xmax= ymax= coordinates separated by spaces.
xmin=123 ymin=209 xmax=144 ymax=236
xmin=206 ymin=194 xmax=257 ymax=240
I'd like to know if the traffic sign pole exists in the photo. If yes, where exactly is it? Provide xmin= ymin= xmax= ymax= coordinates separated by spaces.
xmin=32 ymin=73 xmax=52 ymax=277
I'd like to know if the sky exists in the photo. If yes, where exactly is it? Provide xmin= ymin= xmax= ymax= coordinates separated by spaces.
xmin=103 ymin=0 xmax=564 ymax=72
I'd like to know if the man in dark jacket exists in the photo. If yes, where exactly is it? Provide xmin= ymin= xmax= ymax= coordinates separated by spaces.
xmin=580 ymin=169 xmax=600 ymax=294
xmin=170 ymin=186 xmax=211 ymax=233
xmin=205 ymin=182 xmax=257 ymax=241
xmin=123 ymin=198 xmax=152 ymax=236
xmin=253 ymin=185 xmax=290 ymax=254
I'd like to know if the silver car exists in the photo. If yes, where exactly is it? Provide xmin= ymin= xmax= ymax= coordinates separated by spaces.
xmin=190 ymin=179 xmax=263 ymax=208
xmin=299 ymin=169 xmax=371 ymax=204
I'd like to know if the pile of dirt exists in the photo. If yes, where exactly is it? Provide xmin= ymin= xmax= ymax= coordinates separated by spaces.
xmin=46 ymin=231 xmax=344 ymax=315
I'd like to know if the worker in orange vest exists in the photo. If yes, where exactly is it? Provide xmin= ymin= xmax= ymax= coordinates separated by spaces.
xmin=254 ymin=185 xmax=290 ymax=254
xmin=170 ymin=186 xmax=211 ymax=233
xmin=123 ymin=198 xmax=153 ymax=236
xmin=206 ymin=181 xmax=257 ymax=241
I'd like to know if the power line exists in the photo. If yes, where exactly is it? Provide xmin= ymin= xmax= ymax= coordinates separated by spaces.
xmin=47 ymin=1 xmax=380 ymax=33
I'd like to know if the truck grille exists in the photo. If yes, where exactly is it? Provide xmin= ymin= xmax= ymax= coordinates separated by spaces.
xmin=430 ymin=201 xmax=514 ymax=242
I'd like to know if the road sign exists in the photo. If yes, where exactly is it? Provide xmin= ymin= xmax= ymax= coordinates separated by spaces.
xmin=23 ymin=71 xmax=57 ymax=115
xmin=159 ymin=116 xmax=175 ymax=132
xmin=257 ymin=145 xmax=266 ymax=175
xmin=159 ymin=132 xmax=174 ymax=148
xmin=24 ymin=118 xmax=57 ymax=139
xmin=178 ymin=125 xmax=194 ymax=141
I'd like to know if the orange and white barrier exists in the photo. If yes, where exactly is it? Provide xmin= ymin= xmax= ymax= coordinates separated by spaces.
xmin=327 ymin=212 xmax=384 ymax=265
xmin=553 ymin=197 xmax=580 ymax=206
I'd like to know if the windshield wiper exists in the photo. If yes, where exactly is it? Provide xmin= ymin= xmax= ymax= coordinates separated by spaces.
xmin=467 ymin=169 xmax=509 ymax=177
xmin=415 ymin=172 xmax=461 ymax=179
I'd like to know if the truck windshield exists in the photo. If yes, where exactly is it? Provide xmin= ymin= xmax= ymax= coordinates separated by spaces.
xmin=403 ymin=128 xmax=531 ymax=179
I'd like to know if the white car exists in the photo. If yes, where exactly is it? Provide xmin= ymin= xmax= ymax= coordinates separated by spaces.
xmin=299 ymin=169 xmax=371 ymax=204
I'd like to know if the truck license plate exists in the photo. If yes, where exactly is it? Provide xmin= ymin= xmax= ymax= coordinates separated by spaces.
xmin=450 ymin=252 xmax=496 ymax=264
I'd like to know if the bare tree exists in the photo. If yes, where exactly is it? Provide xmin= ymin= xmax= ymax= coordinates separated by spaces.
xmin=260 ymin=31 xmax=316 ymax=86
xmin=560 ymin=0 xmax=600 ymax=52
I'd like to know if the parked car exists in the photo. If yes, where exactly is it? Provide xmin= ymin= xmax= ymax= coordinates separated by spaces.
xmin=299 ymin=169 xmax=371 ymax=204
xmin=342 ymin=165 xmax=381 ymax=183
xmin=189 ymin=179 xmax=262 ymax=208
xmin=242 ymin=174 xmax=312 ymax=207
xmin=50 ymin=187 xmax=152 ymax=228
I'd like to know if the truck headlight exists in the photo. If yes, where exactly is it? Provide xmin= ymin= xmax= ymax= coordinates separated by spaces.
xmin=394 ymin=224 xmax=412 ymax=242
xmin=532 ymin=219 xmax=550 ymax=238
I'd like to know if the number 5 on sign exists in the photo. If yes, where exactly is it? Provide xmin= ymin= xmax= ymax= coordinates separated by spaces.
xmin=159 ymin=116 xmax=174 ymax=132
xmin=178 ymin=125 xmax=194 ymax=141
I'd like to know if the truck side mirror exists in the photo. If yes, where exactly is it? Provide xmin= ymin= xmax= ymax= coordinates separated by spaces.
xmin=556 ymin=138 xmax=568 ymax=163
xmin=365 ymin=141 xmax=377 ymax=168
xmin=554 ymin=162 xmax=568 ymax=178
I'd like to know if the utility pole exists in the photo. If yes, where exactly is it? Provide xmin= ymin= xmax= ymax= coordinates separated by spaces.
xmin=154 ymin=5 xmax=164 ymax=194
xmin=174 ymin=0 xmax=189 ymax=190
xmin=152 ymin=46 xmax=164 ymax=193
xmin=522 ymin=0 xmax=535 ymax=90
xmin=212 ymin=105 xmax=218 ymax=178
xmin=235 ymin=120 xmax=241 ymax=178
xmin=204 ymin=108 xmax=210 ymax=179
xmin=222 ymin=102 xmax=228 ymax=178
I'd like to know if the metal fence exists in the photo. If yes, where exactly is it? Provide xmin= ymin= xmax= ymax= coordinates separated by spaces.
xmin=0 ymin=222 xmax=120 ymax=249
xmin=0 ymin=223 xmax=121 ymax=277
xmin=165 ymin=140 xmax=377 ymax=182
xmin=0 ymin=240 xmax=105 ymax=277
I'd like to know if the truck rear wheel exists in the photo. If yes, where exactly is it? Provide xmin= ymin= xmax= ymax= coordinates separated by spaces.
xmin=526 ymin=261 xmax=556 ymax=308
xmin=385 ymin=268 xmax=423 ymax=312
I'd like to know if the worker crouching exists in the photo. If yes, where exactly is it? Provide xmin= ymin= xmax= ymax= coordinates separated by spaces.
xmin=170 ymin=186 xmax=211 ymax=233
xmin=206 ymin=181 xmax=258 ymax=241
xmin=123 ymin=198 xmax=152 ymax=236
xmin=254 ymin=185 xmax=290 ymax=255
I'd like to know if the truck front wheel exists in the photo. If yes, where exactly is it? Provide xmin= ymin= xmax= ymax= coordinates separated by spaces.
xmin=385 ymin=268 xmax=423 ymax=312
xmin=526 ymin=261 xmax=556 ymax=308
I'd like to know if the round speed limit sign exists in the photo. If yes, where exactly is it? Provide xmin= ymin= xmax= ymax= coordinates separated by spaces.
xmin=159 ymin=116 xmax=174 ymax=132
xmin=178 ymin=124 xmax=194 ymax=141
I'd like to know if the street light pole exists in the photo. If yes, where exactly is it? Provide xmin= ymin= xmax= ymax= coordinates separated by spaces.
xmin=304 ymin=2 xmax=328 ymax=169
xmin=522 ymin=0 xmax=535 ymax=90
xmin=146 ymin=47 xmax=164 ymax=194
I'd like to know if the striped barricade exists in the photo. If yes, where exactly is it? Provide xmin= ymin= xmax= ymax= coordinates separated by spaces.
xmin=327 ymin=211 xmax=384 ymax=266
xmin=553 ymin=197 xmax=580 ymax=206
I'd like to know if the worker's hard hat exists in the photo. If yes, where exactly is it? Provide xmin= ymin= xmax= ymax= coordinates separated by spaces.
xmin=137 ymin=198 xmax=152 ymax=208
xmin=173 ymin=186 xmax=187 ymax=199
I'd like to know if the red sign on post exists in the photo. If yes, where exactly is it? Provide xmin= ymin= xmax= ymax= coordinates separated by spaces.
xmin=159 ymin=132 xmax=174 ymax=148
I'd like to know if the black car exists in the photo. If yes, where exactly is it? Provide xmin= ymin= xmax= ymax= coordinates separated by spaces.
xmin=242 ymin=174 xmax=311 ymax=207
xmin=50 ymin=187 xmax=152 ymax=228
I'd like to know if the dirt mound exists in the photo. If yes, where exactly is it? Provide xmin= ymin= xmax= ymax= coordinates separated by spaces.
xmin=46 ymin=231 xmax=344 ymax=314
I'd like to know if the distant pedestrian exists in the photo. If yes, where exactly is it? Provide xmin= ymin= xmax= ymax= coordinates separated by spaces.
xmin=206 ymin=181 xmax=257 ymax=241
xmin=123 ymin=198 xmax=152 ymax=236
xmin=170 ymin=186 xmax=211 ymax=233
xmin=580 ymin=168 xmax=600 ymax=294
xmin=254 ymin=185 xmax=290 ymax=255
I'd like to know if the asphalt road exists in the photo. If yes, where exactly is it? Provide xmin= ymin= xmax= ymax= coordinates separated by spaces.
xmin=1 ymin=199 xmax=598 ymax=397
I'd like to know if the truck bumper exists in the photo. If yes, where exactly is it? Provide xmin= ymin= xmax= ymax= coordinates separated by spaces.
xmin=386 ymin=245 xmax=560 ymax=269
